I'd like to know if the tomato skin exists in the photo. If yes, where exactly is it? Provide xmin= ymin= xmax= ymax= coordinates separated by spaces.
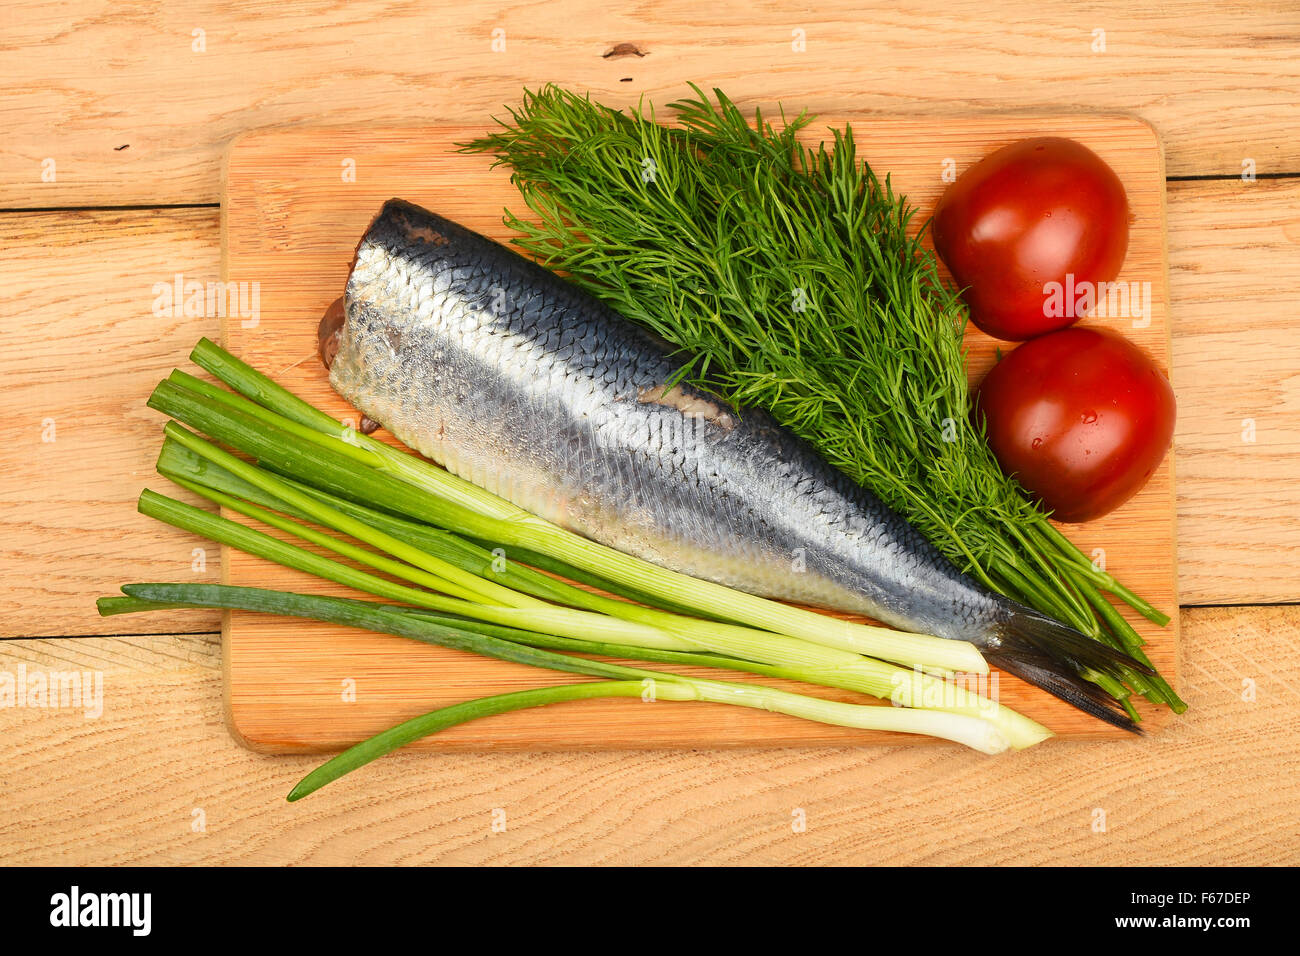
xmin=974 ymin=328 xmax=1175 ymax=523
xmin=933 ymin=137 xmax=1130 ymax=341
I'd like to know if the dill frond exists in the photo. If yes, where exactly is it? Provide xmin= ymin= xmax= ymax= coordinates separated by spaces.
xmin=464 ymin=84 xmax=1182 ymax=711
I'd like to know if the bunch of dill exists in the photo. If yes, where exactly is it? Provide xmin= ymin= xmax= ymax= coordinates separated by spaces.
xmin=464 ymin=84 xmax=1181 ymax=715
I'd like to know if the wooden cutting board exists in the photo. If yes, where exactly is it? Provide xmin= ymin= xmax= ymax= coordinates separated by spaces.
xmin=220 ymin=113 xmax=1178 ymax=752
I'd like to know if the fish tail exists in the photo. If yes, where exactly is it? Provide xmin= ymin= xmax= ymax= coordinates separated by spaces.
xmin=985 ymin=608 xmax=1153 ymax=734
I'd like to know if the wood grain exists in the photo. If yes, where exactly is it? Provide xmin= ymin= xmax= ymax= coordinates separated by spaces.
xmin=220 ymin=116 xmax=1177 ymax=750
xmin=2 ymin=177 xmax=1295 ymax=641
xmin=3 ymin=1 xmax=1299 ymax=208
xmin=1166 ymin=178 xmax=1300 ymax=604
xmin=0 ymin=209 xmax=222 ymax=638
xmin=1 ymin=606 xmax=1294 ymax=865
xmin=0 ymin=0 xmax=1297 ymax=869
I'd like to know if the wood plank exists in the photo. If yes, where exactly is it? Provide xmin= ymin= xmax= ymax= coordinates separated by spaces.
xmin=0 ymin=209 xmax=222 ymax=638
xmin=3 ymin=0 xmax=1299 ymax=208
xmin=0 ymin=606 xmax=1295 ymax=865
xmin=1 ymin=180 xmax=1295 ymax=643
xmin=1167 ymin=178 xmax=1300 ymax=604
xmin=220 ymin=116 xmax=1177 ymax=748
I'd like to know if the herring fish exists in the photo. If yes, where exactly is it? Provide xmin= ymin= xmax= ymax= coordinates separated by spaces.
xmin=322 ymin=199 xmax=1147 ymax=729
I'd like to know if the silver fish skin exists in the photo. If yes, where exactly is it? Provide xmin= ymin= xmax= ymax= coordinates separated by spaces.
xmin=327 ymin=199 xmax=1143 ymax=728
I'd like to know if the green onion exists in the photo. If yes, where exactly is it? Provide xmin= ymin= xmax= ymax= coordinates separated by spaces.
xmin=156 ymin=412 xmax=516 ymax=607
xmin=139 ymin=480 xmax=1047 ymax=747
xmin=179 ymin=340 xmax=988 ymax=674
xmin=286 ymin=682 xmax=691 ymax=801
xmin=157 ymin=435 xmax=718 ymax=617
xmin=103 ymin=341 xmax=1066 ymax=794
xmin=140 ymin=485 xmax=694 ymax=652
xmin=104 ymin=584 xmax=1024 ymax=761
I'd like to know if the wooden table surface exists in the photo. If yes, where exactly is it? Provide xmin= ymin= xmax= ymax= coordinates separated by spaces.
xmin=2 ymin=0 xmax=1297 ymax=865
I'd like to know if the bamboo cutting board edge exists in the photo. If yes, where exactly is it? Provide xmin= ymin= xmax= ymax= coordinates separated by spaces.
xmin=219 ymin=113 xmax=1180 ymax=752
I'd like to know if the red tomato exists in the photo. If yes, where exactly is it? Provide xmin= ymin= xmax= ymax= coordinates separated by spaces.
xmin=974 ymin=327 xmax=1175 ymax=523
xmin=933 ymin=137 xmax=1130 ymax=341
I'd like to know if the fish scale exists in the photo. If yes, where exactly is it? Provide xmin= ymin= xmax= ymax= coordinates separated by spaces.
xmin=325 ymin=199 xmax=1149 ymax=730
